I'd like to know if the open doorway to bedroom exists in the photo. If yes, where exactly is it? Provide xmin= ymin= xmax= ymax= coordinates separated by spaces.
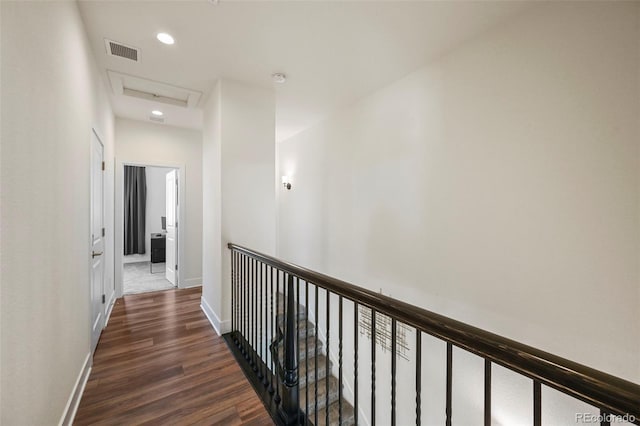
xmin=122 ymin=164 xmax=179 ymax=295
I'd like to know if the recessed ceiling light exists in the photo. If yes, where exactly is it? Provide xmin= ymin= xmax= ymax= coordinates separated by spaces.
xmin=156 ymin=32 xmax=175 ymax=45
xmin=272 ymin=73 xmax=286 ymax=84
xmin=151 ymin=110 xmax=163 ymax=116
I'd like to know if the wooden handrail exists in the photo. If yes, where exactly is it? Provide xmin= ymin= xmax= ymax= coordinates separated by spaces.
xmin=228 ymin=243 xmax=640 ymax=422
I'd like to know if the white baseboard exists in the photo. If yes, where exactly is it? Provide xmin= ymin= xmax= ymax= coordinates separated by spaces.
xmin=200 ymin=297 xmax=230 ymax=336
xmin=104 ymin=292 xmax=116 ymax=327
xmin=58 ymin=352 xmax=92 ymax=426
xmin=182 ymin=277 xmax=203 ymax=288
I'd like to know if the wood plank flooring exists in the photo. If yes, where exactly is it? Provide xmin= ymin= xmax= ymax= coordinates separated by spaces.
xmin=74 ymin=287 xmax=273 ymax=425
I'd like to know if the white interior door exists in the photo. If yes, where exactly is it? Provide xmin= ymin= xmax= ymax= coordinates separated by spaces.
xmin=165 ymin=170 xmax=177 ymax=285
xmin=90 ymin=131 xmax=105 ymax=352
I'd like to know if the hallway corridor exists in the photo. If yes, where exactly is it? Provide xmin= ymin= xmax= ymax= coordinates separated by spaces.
xmin=74 ymin=288 xmax=272 ymax=425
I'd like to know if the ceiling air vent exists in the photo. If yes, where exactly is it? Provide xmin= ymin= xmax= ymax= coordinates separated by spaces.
xmin=107 ymin=71 xmax=202 ymax=108
xmin=104 ymin=39 xmax=139 ymax=62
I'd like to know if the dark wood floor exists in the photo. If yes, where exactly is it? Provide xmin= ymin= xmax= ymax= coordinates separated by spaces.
xmin=74 ymin=287 xmax=273 ymax=425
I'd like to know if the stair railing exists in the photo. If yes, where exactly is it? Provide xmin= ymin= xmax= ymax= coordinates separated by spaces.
xmin=225 ymin=243 xmax=640 ymax=426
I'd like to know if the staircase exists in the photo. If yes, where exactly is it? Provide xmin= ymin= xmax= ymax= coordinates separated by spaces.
xmin=228 ymin=244 xmax=640 ymax=426
xmin=276 ymin=294 xmax=355 ymax=426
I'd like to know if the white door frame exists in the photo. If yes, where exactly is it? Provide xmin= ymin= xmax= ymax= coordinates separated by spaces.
xmin=114 ymin=160 xmax=186 ymax=298
xmin=89 ymin=128 xmax=105 ymax=353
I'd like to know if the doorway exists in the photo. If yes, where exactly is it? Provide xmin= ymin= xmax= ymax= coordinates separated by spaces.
xmin=118 ymin=163 xmax=183 ymax=295
xmin=90 ymin=129 xmax=105 ymax=352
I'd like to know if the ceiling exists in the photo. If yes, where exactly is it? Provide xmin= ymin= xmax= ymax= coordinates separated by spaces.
xmin=78 ymin=1 xmax=532 ymax=141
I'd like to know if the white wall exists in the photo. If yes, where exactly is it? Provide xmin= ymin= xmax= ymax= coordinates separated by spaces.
xmin=202 ymin=81 xmax=222 ymax=328
xmin=0 ymin=1 xmax=115 ymax=424
xmin=202 ymin=79 xmax=276 ymax=333
xmin=278 ymin=2 xmax=640 ymax=424
xmin=123 ymin=166 xmax=174 ymax=264
xmin=145 ymin=166 xmax=173 ymax=245
xmin=115 ymin=118 xmax=203 ymax=289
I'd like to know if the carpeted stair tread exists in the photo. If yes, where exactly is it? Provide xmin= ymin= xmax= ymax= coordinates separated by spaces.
xmin=315 ymin=399 xmax=356 ymax=426
xmin=300 ymin=375 xmax=339 ymax=414
xmin=277 ymin=335 xmax=323 ymax=361
xmin=272 ymin=294 xmax=355 ymax=426
xmin=297 ymin=354 xmax=330 ymax=387
xmin=276 ymin=316 xmax=316 ymax=338
xmin=276 ymin=293 xmax=308 ymax=319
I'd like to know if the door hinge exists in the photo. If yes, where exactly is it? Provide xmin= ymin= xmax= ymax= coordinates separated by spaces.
xmin=175 ymin=264 xmax=178 ymax=271
xmin=102 ymin=227 xmax=105 ymax=237
xmin=101 ymin=161 xmax=105 ymax=171
xmin=102 ymin=294 xmax=106 ymax=304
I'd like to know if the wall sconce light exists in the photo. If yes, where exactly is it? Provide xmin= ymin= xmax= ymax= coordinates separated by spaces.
xmin=281 ymin=176 xmax=292 ymax=190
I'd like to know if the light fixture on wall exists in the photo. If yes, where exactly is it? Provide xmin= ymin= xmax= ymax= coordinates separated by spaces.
xmin=281 ymin=176 xmax=292 ymax=190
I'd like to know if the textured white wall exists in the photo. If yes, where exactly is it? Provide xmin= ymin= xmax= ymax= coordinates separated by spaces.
xmin=115 ymin=118 xmax=203 ymax=288
xmin=0 ymin=1 xmax=115 ymax=423
xmin=278 ymin=2 xmax=640 ymax=424
xmin=201 ymin=82 xmax=222 ymax=320
xmin=202 ymin=80 xmax=276 ymax=331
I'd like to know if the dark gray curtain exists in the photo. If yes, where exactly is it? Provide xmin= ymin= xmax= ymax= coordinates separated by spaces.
xmin=124 ymin=166 xmax=147 ymax=255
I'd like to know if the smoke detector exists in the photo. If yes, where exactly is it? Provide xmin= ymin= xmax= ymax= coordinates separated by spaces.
xmin=272 ymin=73 xmax=286 ymax=84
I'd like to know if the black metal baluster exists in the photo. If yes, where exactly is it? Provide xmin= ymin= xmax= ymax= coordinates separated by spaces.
xmin=263 ymin=263 xmax=269 ymax=385
xmin=279 ymin=274 xmax=299 ymax=425
xmin=533 ymin=380 xmax=541 ymax=426
xmin=252 ymin=258 xmax=258 ymax=371
xmin=391 ymin=318 xmax=396 ymax=426
xmin=247 ymin=256 xmax=251 ymax=358
xmin=248 ymin=258 xmax=252 ymax=363
xmin=231 ymin=251 xmax=235 ymax=338
xmin=485 ymin=360 xmax=491 ymax=426
xmin=247 ymin=257 xmax=251 ymax=358
xmin=296 ymin=277 xmax=300 ymax=422
xmin=258 ymin=262 xmax=268 ymax=380
xmin=305 ymin=280 xmax=309 ymax=425
xmin=269 ymin=265 xmax=275 ymax=394
xmin=446 ymin=342 xmax=452 ymax=426
xmin=245 ymin=257 xmax=250 ymax=357
xmin=371 ymin=309 xmax=376 ymax=426
xmin=274 ymin=269 xmax=281 ymax=404
xmin=416 ymin=330 xmax=421 ymax=426
xmin=231 ymin=251 xmax=235 ymax=339
xmin=242 ymin=255 xmax=248 ymax=357
xmin=354 ymin=302 xmax=359 ymax=426
xmin=236 ymin=252 xmax=239 ymax=340
xmin=258 ymin=262 xmax=264 ymax=380
xmin=237 ymin=252 xmax=240 ymax=341
xmin=339 ymin=296 xmax=343 ymax=425
xmin=235 ymin=252 xmax=239 ymax=338
xmin=326 ymin=291 xmax=331 ymax=426
xmin=314 ymin=285 xmax=319 ymax=426
xmin=264 ymin=263 xmax=269 ymax=386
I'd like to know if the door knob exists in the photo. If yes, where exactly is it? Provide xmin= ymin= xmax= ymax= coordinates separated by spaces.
xmin=92 ymin=251 xmax=103 ymax=258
